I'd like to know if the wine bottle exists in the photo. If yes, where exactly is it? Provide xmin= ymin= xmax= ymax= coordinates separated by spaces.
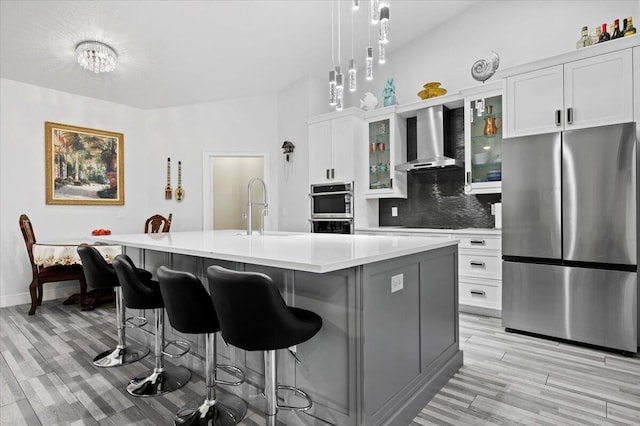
xmin=623 ymin=16 xmax=636 ymax=37
xmin=576 ymin=26 xmax=593 ymax=49
xmin=593 ymin=27 xmax=601 ymax=44
xmin=611 ymin=19 xmax=623 ymax=39
xmin=598 ymin=23 xmax=611 ymax=42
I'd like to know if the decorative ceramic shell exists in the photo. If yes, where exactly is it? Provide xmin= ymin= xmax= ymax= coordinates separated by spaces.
xmin=360 ymin=92 xmax=379 ymax=111
xmin=471 ymin=51 xmax=500 ymax=82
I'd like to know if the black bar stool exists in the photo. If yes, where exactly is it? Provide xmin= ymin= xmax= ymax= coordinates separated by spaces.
xmin=77 ymin=245 xmax=149 ymax=368
xmin=207 ymin=266 xmax=322 ymax=426
xmin=157 ymin=266 xmax=247 ymax=425
xmin=112 ymin=254 xmax=191 ymax=397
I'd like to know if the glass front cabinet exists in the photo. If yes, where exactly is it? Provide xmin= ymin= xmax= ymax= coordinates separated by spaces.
xmin=464 ymin=86 xmax=503 ymax=194
xmin=364 ymin=111 xmax=407 ymax=198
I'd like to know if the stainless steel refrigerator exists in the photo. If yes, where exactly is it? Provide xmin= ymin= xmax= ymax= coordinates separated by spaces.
xmin=502 ymin=122 xmax=638 ymax=353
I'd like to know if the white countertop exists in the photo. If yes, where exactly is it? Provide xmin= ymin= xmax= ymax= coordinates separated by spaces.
xmin=94 ymin=230 xmax=457 ymax=273
xmin=356 ymin=227 xmax=501 ymax=236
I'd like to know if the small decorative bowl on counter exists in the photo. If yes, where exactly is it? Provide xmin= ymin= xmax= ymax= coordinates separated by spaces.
xmin=418 ymin=82 xmax=447 ymax=100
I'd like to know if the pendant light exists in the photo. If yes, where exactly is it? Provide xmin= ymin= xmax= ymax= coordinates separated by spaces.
xmin=348 ymin=7 xmax=357 ymax=92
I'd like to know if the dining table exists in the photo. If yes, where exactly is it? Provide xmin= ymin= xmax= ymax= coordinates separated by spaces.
xmin=32 ymin=241 xmax=121 ymax=310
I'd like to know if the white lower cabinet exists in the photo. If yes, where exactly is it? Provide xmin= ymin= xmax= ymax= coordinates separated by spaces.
xmin=355 ymin=229 xmax=503 ymax=317
xmin=457 ymin=233 xmax=502 ymax=317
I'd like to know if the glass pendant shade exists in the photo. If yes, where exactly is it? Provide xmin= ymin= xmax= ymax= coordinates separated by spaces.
xmin=370 ymin=0 xmax=379 ymax=23
xmin=378 ymin=42 xmax=386 ymax=64
xmin=336 ymin=87 xmax=344 ymax=111
xmin=348 ymin=59 xmax=357 ymax=92
xmin=366 ymin=47 xmax=374 ymax=80
xmin=335 ymin=68 xmax=344 ymax=89
xmin=379 ymin=6 xmax=389 ymax=44
xmin=329 ymin=69 xmax=337 ymax=105
xmin=76 ymin=41 xmax=117 ymax=73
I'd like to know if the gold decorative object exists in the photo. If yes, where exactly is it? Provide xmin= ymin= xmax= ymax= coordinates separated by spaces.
xmin=418 ymin=82 xmax=447 ymax=100
xmin=165 ymin=157 xmax=172 ymax=200
xmin=175 ymin=161 xmax=185 ymax=201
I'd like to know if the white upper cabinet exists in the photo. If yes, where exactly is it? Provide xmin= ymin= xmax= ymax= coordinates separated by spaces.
xmin=505 ymin=49 xmax=633 ymax=137
xmin=308 ymin=109 xmax=363 ymax=184
xmin=463 ymin=83 xmax=503 ymax=194
xmin=364 ymin=110 xmax=407 ymax=198
xmin=505 ymin=65 xmax=564 ymax=137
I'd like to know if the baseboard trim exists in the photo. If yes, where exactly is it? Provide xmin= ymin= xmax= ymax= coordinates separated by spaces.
xmin=0 ymin=282 xmax=80 ymax=309
xmin=459 ymin=303 xmax=502 ymax=318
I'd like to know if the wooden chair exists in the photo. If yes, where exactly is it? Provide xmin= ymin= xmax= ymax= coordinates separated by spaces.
xmin=144 ymin=213 xmax=172 ymax=233
xmin=19 ymin=214 xmax=86 ymax=315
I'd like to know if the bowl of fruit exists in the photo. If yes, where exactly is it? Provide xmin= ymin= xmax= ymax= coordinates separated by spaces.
xmin=91 ymin=228 xmax=112 ymax=236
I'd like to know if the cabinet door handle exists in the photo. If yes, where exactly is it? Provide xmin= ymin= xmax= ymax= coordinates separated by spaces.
xmin=567 ymin=107 xmax=573 ymax=124
xmin=470 ymin=261 xmax=486 ymax=267
xmin=470 ymin=290 xmax=486 ymax=296
xmin=326 ymin=169 xmax=330 ymax=179
xmin=555 ymin=109 xmax=562 ymax=126
xmin=470 ymin=239 xmax=485 ymax=245
xmin=466 ymin=171 xmax=471 ymax=185
xmin=331 ymin=168 xmax=335 ymax=179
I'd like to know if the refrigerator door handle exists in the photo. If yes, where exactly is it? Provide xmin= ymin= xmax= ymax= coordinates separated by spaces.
xmin=555 ymin=109 xmax=562 ymax=126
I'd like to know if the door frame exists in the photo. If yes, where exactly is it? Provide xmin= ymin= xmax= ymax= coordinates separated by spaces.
xmin=202 ymin=151 xmax=269 ymax=231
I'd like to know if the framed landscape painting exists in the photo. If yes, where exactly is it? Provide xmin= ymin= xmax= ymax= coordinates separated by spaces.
xmin=45 ymin=122 xmax=124 ymax=205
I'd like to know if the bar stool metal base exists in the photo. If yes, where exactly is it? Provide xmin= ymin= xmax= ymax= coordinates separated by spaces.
xmin=127 ymin=365 xmax=191 ymax=397
xmin=174 ymin=392 xmax=247 ymax=426
xmin=93 ymin=344 xmax=149 ymax=368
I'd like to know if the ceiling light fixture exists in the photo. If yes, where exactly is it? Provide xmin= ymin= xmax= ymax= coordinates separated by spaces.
xmin=329 ymin=0 xmax=390 ymax=109
xmin=76 ymin=41 xmax=117 ymax=74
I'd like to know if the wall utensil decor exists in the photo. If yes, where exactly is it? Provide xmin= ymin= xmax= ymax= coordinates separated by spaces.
xmin=45 ymin=122 xmax=124 ymax=205
xmin=165 ymin=157 xmax=172 ymax=200
xmin=175 ymin=161 xmax=185 ymax=201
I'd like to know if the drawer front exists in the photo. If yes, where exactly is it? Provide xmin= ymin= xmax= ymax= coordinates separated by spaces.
xmin=458 ymin=235 xmax=501 ymax=251
xmin=459 ymin=250 xmax=501 ymax=279
xmin=459 ymin=280 xmax=501 ymax=309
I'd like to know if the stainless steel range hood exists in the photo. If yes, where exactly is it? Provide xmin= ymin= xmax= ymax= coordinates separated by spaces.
xmin=395 ymin=105 xmax=463 ymax=172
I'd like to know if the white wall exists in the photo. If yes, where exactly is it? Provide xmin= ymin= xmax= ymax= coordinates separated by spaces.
xmin=0 ymin=78 xmax=149 ymax=307
xmin=0 ymin=79 xmax=278 ymax=308
xmin=144 ymin=96 xmax=278 ymax=233
xmin=344 ymin=1 xmax=640 ymax=109
xmin=276 ymin=74 xmax=327 ymax=232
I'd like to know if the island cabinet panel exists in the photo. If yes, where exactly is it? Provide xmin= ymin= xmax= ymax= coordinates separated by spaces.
xmin=363 ymin=262 xmax=421 ymax=416
xmin=360 ymin=245 xmax=461 ymax=426
xmin=420 ymin=251 xmax=458 ymax=369
xmin=292 ymin=269 xmax=358 ymax=425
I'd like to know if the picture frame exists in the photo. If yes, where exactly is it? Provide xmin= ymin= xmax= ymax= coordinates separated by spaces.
xmin=45 ymin=122 xmax=124 ymax=205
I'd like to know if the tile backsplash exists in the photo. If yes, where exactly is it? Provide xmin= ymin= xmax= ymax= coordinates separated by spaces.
xmin=379 ymin=107 xmax=501 ymax=229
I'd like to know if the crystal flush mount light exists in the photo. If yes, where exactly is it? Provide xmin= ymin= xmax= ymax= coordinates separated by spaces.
xmin=76 ymin=41 xmax=117 ymax=74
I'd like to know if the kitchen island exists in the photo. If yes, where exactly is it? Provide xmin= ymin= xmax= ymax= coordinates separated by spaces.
xmin=97 ymin=230 xmax=461 ymax=426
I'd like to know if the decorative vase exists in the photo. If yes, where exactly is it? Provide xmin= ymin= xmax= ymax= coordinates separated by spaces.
xmin=483 ymin=117 xmax=498 ymax=136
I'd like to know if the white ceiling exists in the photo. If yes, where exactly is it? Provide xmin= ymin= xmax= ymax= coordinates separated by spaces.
xmin=0 ymin=0 xmax=479 ymax=109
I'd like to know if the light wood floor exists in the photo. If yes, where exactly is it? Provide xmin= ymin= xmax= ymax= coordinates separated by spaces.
xmin=1 ymin=300 xmax=639 ymax=425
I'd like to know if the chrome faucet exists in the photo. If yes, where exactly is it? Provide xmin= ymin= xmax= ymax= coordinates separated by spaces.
xmin=246 ymin=177 xmax=268 ymax=235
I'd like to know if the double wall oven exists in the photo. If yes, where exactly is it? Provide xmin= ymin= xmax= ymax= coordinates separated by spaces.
xmin=309 ymin=182 xmax=354 ymax=234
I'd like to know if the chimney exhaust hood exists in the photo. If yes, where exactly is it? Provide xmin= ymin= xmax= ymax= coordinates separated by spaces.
xmin=395 ymin=105 xmax=463 ymax=172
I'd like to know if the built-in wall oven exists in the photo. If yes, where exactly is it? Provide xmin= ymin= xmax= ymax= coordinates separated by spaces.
xmin=309 ymin=182 xmax=354 ymax=234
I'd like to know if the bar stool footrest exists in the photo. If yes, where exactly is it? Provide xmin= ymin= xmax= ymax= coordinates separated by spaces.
xmin=276 ymin=385 xmax=312 ymax=412
xmin=124 ymin=316 xmax=148 ymax=328
xmin=162 ymin=340 xmax=190 ymax=358
xmin=215 ymin=364 xmax=245 ymax=386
